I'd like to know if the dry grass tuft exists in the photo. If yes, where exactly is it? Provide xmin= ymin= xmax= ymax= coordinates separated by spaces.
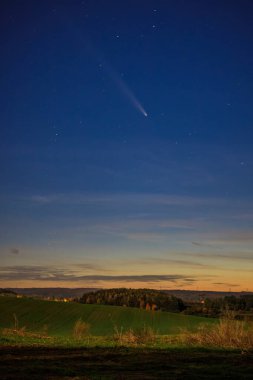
xmin=2 ymin=326 xmax=27 ymax=337
xmin=1 ymin=313 xmax=51 ymax=339
xmin=2 ymin=327 xmax=51 ymax=339
xmin=73 ymin=318 xmax=90 ymax=340
xmin=114 ymin=325 xmax=156 ymax=345
xmin=180 ymin=316 xmax=253 ymax=351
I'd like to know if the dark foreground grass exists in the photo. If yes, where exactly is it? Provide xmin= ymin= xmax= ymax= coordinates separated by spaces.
xmin=0 ymin=345 xmax=253 ymax=379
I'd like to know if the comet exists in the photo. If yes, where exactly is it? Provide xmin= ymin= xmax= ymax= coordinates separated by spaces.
xmin=83 ymin=40 xmax=148 ymax=117
xmin=115 ymin=75 xmax=148 ymax=118
xmin=101 ymin=60 xmax=148 ymax=118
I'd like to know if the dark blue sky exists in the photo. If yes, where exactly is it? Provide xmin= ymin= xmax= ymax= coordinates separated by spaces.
xmin=1 ymin=1 xmax=253 ymax=290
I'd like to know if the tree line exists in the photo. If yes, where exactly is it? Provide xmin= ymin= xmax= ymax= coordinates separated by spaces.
xmin=79 ymin=288 xmax=186 ymax=312
xmin=204 ymin=295 xmax=253 ymax=316
xmin=184 ymin=295 xmax=253 ymax=318
xmin=79 ymin=288 xmax=253 ymax=318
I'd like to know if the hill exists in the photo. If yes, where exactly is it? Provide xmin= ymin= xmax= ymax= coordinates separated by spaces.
xmin=0 ymin=296 xmax=216 ymax=337
xmin=8 ymin=287 xmax=99 ymax=299
xmin=0 ymin=288 xmax=16 ymax=296
xmin=164 ymin=289 xmax=253 ymax=302
xmin=7 ymin=287 xmax=253 ymax=302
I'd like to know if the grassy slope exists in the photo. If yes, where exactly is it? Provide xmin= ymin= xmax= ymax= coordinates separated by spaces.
xmin=0 ymin=296 xmax=216 ymax=337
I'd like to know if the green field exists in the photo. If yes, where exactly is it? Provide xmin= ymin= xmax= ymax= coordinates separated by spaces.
xmin=0 ymin=296 xmax=216 ymax=337
xmin=1 ymin=297 xmax=253 ymax=379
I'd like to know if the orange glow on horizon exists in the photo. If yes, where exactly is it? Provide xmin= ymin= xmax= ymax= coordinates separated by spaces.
xmin=1 ymin=279 xmax=252 ymax=292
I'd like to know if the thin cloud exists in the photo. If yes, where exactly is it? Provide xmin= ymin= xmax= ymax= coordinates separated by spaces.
xmin=188 ymin=252 xmax=253 ymax=262
xmin=0 ymin=265 xmax=197 ymax=284
xmin=193 ymin=232 xmax=253 ymax=245
xmin=28 ymin=192 xmax=222 ymax=208
xmin=10 ymin=248 xmax=20 ymax=255
xmin=212 ymin=282 xmax=239 ymax=287
xmin=192 ymin=241 xmax=215 ymax=248
xmin=215 ymin=232 xmax=253 ymax=243
xmin=125 ymin=257 xmax=216 ymax=270
xmin=126 ymin=232 xmax=167 ymax=242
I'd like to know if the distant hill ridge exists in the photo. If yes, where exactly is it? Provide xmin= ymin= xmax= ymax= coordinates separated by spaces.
xmin=8 ymin=288 xmax=99 ymax=299
xmin=0 ymin=288 xmax=16 ymax=296
xmin=7 ymin=287 xmax=253 ymax=301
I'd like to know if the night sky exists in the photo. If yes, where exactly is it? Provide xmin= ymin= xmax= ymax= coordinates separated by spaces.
xmin=1 ymin=0 xmax=253 ymax=290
